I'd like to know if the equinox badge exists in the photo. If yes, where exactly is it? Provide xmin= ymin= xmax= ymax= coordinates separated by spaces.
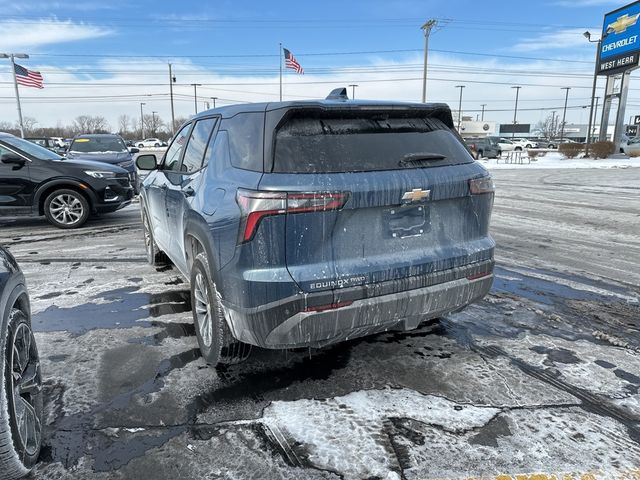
xmin=402 ymin=188 xmax=431 ymax=203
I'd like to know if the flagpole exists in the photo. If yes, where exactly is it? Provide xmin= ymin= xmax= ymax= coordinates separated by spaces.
xmin=279 ymin=43 xmax=283 ymax=102
xmin=9 ymin=55 xmax=25 ymax=138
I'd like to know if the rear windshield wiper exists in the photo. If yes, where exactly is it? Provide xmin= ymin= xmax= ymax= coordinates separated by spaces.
xmin=399 ymin=152 xmax=447 ymax=167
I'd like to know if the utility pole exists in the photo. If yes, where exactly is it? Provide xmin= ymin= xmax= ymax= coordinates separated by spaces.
xmin=1 ymin=53 xmax=29 ymax=138
xmin=511 ymin=86 xmax=522 ymax=138
xmin=551 ymin=111 xmax=557 ymax=139
xmin=279 ymin=43 xmax=283 ymax=101
xmin=480 ymin=104 xmax=487 ymax=121
xmin=584 ymin=31 xmax=602 ymax=148
xmin=211 ymin=97 xmax=217 ymax=108
xmin=348 ymin=84 xmax=358 ymax=99
xmin=190 ymin=83 xmax=201 ymax=114
xmin=168 ymin=63 xmax=176 ymax=134
xmin=560 ymin=87 xmax=571 ymax=142
xmin=421 ymin=20 xmax=436 ymax=103
xmin=593 ymin=96 xmax=600 ymax=142
xmin=455 ymin=85 xmax=465 ymax=132
xmin=152 ymin=111 xmax=157 ymax=136
xmin=139 ymin=102 xmax=145 ymax=139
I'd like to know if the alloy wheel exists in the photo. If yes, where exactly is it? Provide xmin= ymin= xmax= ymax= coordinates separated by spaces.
xmin=9 ymin=322 xmax=42 ymax=458
xmin=49 ymin=194 xmax=84 ymax=226
xmin=194 ymin=272 xmax=213 ymax=347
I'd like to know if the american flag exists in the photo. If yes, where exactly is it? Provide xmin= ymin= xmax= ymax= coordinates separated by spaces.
xmin=14 ymin=64 xmax=44 ymax=89
xmin=283 ymin=48 xmax=304 ymax=74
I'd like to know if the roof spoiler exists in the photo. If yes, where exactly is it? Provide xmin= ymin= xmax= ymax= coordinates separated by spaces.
xmin=326 ymin=87 xmax=349 ymax=101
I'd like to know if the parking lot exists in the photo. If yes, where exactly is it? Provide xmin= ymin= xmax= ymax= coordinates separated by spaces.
xmin=1 ymin=168 xmax=639 ymax=479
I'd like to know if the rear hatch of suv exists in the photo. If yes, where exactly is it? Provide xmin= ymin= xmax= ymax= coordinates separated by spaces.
xmin=255 ymin=105 xmax=495 ymax=298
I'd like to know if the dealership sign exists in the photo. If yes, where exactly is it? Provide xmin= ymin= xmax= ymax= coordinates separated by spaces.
xmin=598 ymin=1 xmax=640 ymax=74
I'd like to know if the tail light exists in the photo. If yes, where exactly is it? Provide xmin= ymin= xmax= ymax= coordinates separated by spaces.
xmin=236 ymin=189 xmax=349 ymax=243
xmin=469 ymin=176 xmax=495 ymax=195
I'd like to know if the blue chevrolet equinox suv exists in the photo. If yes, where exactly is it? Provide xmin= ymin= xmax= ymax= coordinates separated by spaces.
xmin=136 ymin=90 xmax=495 ymax=366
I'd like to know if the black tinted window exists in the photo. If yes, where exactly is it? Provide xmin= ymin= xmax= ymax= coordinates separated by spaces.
xmin=273 ymin=113 xmax=472 ymax=173
xmin=182 ymin=118 xmax=216 ymax=173
xmin=219 ymin=112 xmax=263 ymax=171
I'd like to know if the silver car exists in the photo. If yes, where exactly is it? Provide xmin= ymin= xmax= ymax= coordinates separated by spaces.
xmin=621 ymin=137 xmax=640 ymax=155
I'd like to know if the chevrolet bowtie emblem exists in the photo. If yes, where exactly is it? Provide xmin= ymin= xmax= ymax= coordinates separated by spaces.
xmin=607 ymin=13 xmax=640 ymax=34
xmin=402 ymin=188 xmax=431 ymax=202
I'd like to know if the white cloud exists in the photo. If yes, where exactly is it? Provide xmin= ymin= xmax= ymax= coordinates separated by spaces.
xmin=0 ymin=19 xmax=112 ymax=51
xmin=511 ymin=28 xmax=593 ymax=52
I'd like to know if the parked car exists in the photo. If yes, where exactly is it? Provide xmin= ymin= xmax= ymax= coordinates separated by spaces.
xmin=495 ymin=137 xmax=516 ymax=152
xmin=531 ymin=138 xmax=555 ymax=149
xmin=0 ymin=133 xmax=133 ymax=228
xmin=137 ymin=138 xmax=163 ymax=148
xmin=621 ymin=137 xmax=640 ymax=155
xmin=24 ymin=137 xmax=62 ymax=154
xmin=66 ymin=134 xmax=140 ymax=194
xmin=136 ymin=95 xmax=496 ymax=367
xmin=511 ymin=138 xmax=539 ymax=150
xmin=464 ymin=137 xmax=502 ymax=159
xmin=0 ymin=246 xmax=43 ymax=479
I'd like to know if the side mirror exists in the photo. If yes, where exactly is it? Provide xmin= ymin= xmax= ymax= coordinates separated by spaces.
xmin=129 ymin=147 xmax=140 ymax=154
xmin=136 ymin=154 xmax=157 ymax=171
xmin=1 ymin=153 xmax=26 ymax=167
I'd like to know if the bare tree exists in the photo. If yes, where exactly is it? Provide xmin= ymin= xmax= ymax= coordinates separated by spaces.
xmin=143 ymin=113 xmax=164 ymax=137
xmin=22 ymin=116 xmax=38 ymax=134
xmin=0 ymin=121 xmax=19 ymax=136
xmin=535 ymin=113 xmax=562 ymax=140
xmin=73 ymin=115 xmax=91 ymax=134
xmin=117 ymin=114 xmax=132 ymax=136
xmin=172 ymin=116 xmax=189 ymax=132
xmin=73 ymin=115 xmax=109 ymax=134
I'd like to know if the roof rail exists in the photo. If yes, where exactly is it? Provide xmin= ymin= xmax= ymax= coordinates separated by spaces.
xmin=326 ymin=87 xmax=349 ymax=101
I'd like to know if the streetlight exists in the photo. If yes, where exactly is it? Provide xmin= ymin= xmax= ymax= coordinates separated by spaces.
xmin=139 ymin=102 xmax=146 ymax=139
xmin=511 ymin=86 xmax=522 ymax=138
xmin=560 ymin=87 xmax=571 ymax=142
xmin=455 ymin=85 xmax=465 ymax=132
xmin=210 ymin=97 xmax=218 ymax=108
xmin=1 ymin=53 xmax=30 ymax=138
xmin=584 ymin=31 xmax=604 ymax=146
xmin=348 ymin=84 xmax=359 ymax=99
xmin=190 ymin=83 xmax=201 ymax=114
xmin=480 ymin=104 xmax=487 ymax=121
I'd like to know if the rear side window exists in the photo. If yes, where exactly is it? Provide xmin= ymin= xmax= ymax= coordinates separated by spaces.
xmin=273 ymin=113 xmax=473 ymax=173
xmin=218 ymin=112 xmax=263 ymax=171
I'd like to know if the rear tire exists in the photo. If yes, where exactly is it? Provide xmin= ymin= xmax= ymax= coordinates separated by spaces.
xmin=0 ymin=309 xmax=43 ymax=479
xmin=154 ymin=143 xmax=160 ymax=147
xmin=190 ymin=253 xmax=251 ymax=367
xmin=43 ymin=189 xmax=90 ymax=229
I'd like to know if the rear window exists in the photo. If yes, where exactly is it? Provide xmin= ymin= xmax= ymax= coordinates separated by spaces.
xmin=273 ymin=112 xmax=473 ymax=173
xmin=219 ymin=112 xmax=263 ymax=171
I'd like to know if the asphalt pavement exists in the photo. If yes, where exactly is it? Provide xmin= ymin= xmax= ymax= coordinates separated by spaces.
xmin=1 ymin=168 xmax=639 ymax=480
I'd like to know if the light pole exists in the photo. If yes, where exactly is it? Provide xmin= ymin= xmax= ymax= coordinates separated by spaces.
xmin=584 ymin=31 xmax=603 ymax=148
xmin=349 ymin=84 xmax=358 ymax=99
xmin=421 ymin=20 xmax=436 ymax=103
xmin=210 ymin=97 xmax=217 ymax=108
xmin=139 ymin=102 xmax=146 ymax=139
xmin=560 ymin=87 xmax=571 ymax=142
xmin=551 ymin=111 xmax=557 ymax=140
xmin=455 ymin=85 xmax=465 ymax=132
xmin=480 ymin=104 xmax=487 ymax=121
xmin=1 ymin=53 xmax=29 ymax=138
xmin=190 ymin=83 xmax=201 ymax=114
xmin=511 ymin=86 xmax=522 ymax=138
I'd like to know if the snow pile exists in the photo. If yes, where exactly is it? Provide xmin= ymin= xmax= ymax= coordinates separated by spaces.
xmin=261 ymin=388 xmax=499 ymax=479
xmin=481 ymin=151 xmax=640 ymax=169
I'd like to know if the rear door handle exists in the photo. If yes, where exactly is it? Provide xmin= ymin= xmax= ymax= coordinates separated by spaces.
xmin=182 ymin=186 xmax=195 ymax=197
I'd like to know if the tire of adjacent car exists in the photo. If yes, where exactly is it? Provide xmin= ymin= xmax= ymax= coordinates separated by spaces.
xmin=515 ymin=146 xmax=522 ymax=151
xmin=190 ymin=253 xmax=251 ymax=367
xmin=43 ymin=188 xmax=90 ymax=229
xmin=154 ymin=143 xmax=160 ymax=147
xmin=0 ymin=309 xmax=43 ymax=479
xmin=138 ymin=143 xmax=144 ymax=148
xmin=549 ymin=144 xmax=556 ymax=149
xmin=141 ymin=209 xmax=164 ymax=266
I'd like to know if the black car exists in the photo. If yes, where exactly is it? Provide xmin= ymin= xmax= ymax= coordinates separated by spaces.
xmin=0 ymin=133 xmax=133 ymax=229
xmin=66 ymin=134 xmax=140 ymax=194
xmin=0 ymin=246 xmax=43 ymax=479
xmin=464 ymin=137 xmax=501 ymax=159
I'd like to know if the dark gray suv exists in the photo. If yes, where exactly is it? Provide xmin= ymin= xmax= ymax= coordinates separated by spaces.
xmin=137 ymin=93 xmax=495 ymax=366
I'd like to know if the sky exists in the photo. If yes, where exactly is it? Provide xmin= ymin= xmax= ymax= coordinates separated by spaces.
xmin=0 ymin=0 xmax=634 ymax=131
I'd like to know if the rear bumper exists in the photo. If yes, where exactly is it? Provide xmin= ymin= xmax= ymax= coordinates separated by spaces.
xmin=222 ymin=262 xmax=494 ymax=349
